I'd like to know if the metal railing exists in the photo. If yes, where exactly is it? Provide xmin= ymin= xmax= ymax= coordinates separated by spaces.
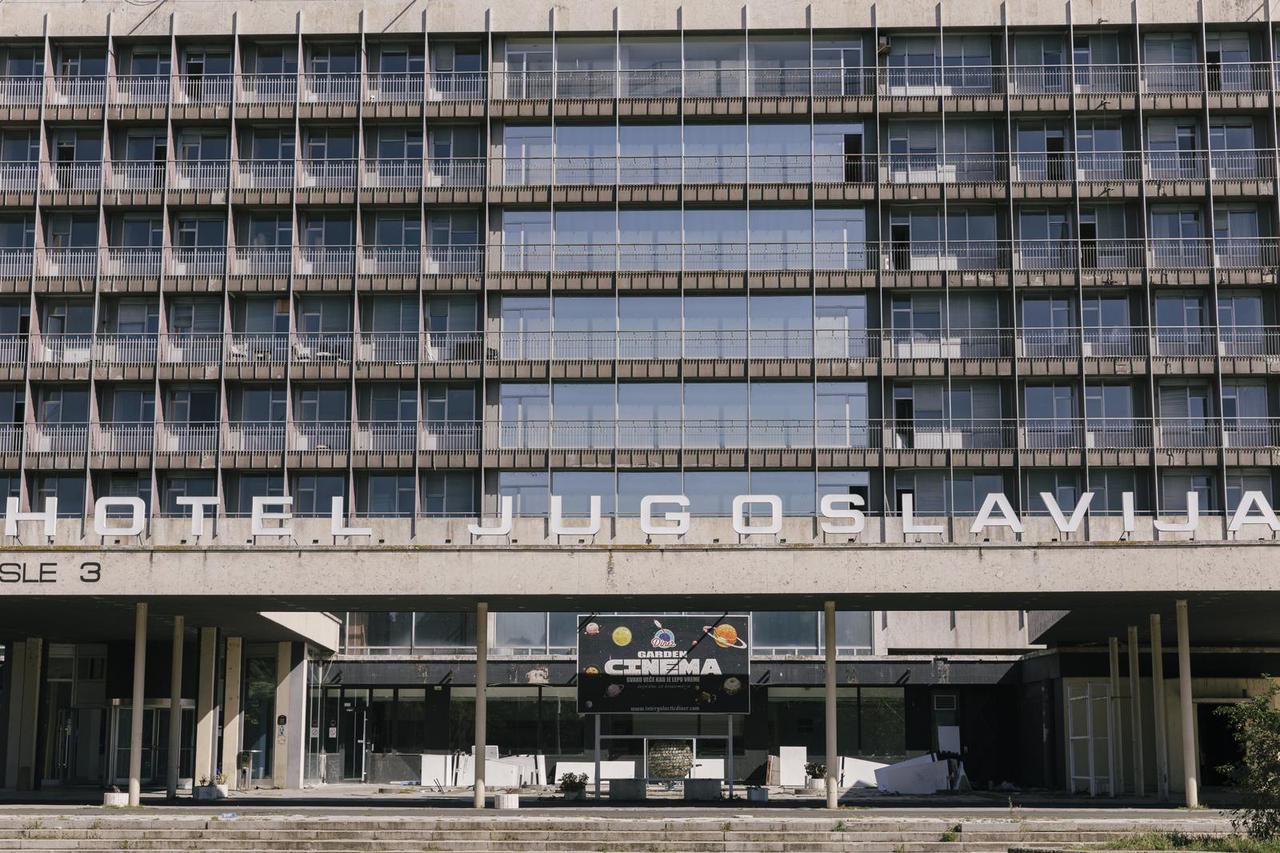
xmin=0 ymin=248 xmax=33 ymax=277
xmin=353 ymin=421 xmax=418 ymax=452
xmin=367 ymin=71 xmax=424 ymax=102
xmin=225 ymin=332 xmax=289 ymax=364
xmin=223 ymin=421 xmax=286 ymax=452
xmin=235 ymin=159 xmax=294 ymax=189
xmin=299 ymin=158 xmax=358 ymax=189
xmin=26 ymin=423 xmax=89 ymax=454
xmin=424 ymin=244 xmax=484 ymax=275
xmin=0 ymin=334 xmax=27 ymax=363
xmin=159 ymin=332 xmax=223 ymax=364
xmin=92 ymin=421 xmax=154 ymax=454
xmin=36 ymin=247 xmax=98 ymax=277
xmin=359 ymin=245 xmax=421 ymax=275
xmin=0 ymin=160 xmax=39 ymax=191
xmin=291 ymin=420 xmax=351 ymax=451
xmin=302 ymin=72 xmax=361 ymax=102
xmin=429 ymin=71 xmax=487 ymax=101
xmin=426 ymin=157 xmax=486 ymax=187
xmin=231 ymin=245 xmax=291 ymax=276
xmin=0 ymin=76 xmax=43 ymax=104
xmin=297 ymin=245 xmax=355 ymax=276
xmin=174 ymin=73 xmax=233 ymax=104
xmin=157 ymin=422 xmax=219 ymax=454
xmin=30 ymin=333 xmax=93 ymax=365
xmin=168 ymin=246 xmax=226 ymax=277
xmin=48 ymin=75 xmax=106 ymax=105
xmin=239 ymin=73 xmax=297 ymax=103
xmin=107 ymin=161 xmax=165 ymax=191
xmin=46 ymin=161 xmax=102 ymax=191
xmin=112 ymin=74 xmax=169 ymax=104
xmin=291 ymin=332 xmax=352 ymax=362
xmin=102 ymin=246 xmax=162 ymax=277
xmin=93 ymin=332 xmax=157 ymax=365
xmin=171 ymin=159 xmax=229 ymax=190
xmin=363 ymin=158 xmax=422 ymax=188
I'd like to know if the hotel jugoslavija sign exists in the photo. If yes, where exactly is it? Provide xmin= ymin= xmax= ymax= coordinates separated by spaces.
xmin=577 ymin=615 xmax=750 ymax=714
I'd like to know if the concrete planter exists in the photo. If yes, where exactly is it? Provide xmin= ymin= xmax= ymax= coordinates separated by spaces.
xmin=562 ymin=788 xmax=586 ymax=801
xmin=493 ymin=793 xmax=520 ymax=809
xmin=608 ymin=778 xmax=647 ymax=801
xmin=805 ymin=777 xmax=826 ymax=792
xmin=746 ymin=787 xmax=769 ymax=803
xmin=683 ymin=779 xmax=722 ymax=801
xmin=102 ymin=791 xmax=129 ymax=808
xmin=192 ymin=784 xmax=228 ymax=801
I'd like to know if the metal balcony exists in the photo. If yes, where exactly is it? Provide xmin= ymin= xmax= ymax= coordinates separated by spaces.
xmin=167 ymin=247 xmax=226 ymax=277
xmin=223 ymin=421 xmax=286 ymax=453
xmin=112 ymin=75 xmax=169 ymax=104
xmin=235 ymin=159 xmax=294 ymax=190
xmin=224 ymin=333 xmax=289 ymax=364
xmin=238 ymin=73 xmax=297 ymax=104
xmin=93 ymin=333 xmax=157 ymax=365
xmin=290 ymin=420 xmax=350 ymax=452
xmin=157 ymin=422 xmax=219 ymax=454
xmin=173 ymin=73 xmax=233 ymax=105
xmin=159 ymin=333 xmax=223 ymax=365
xmin=102 ymin=247 xmax=162 ymax=277
xmin=36 ymin=248 xmax=98 ymax=278
xmin=26 ymin=423 xmax=89 ymax=454
xmin=171 ymin=159 xmax=229 ymax=190
xmin=48 ymin=75 xmax=106 ymax=105
xmin=0 ymin=75 xmax=43 ymax=104
xmin=0 ymin=160 xmax=39 ymax=191
xmin=91 ymin=422 xmax=154 ymax=455
xmin=291 ymin=332 xmax=351 ymax=363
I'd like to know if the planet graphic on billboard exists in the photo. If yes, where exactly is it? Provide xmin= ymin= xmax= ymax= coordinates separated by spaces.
xmin=611 ymin=626 xmax=633 ymax=647
xmin=701 ymin=623 xmax=747 ymax=649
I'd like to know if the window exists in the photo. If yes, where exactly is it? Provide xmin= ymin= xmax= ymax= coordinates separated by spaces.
xmin=293 ymin=474 xmax=346 ymax=517
xmin=357 ymin=473 xmax=415 ymax=517
xmin=160 ymin=475 xmax=216 ymax=517
xmin=421 ymin=472 xmax=477 ymax=517
xmin=31 ymin=474 xmax=85 ymax=517
xmin=227 ymin=473 xmax=283 ymax=516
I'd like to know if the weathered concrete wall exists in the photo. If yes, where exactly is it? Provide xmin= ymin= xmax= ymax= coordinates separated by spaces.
xmin=0 ymin=0 xmax=1268 ymax=38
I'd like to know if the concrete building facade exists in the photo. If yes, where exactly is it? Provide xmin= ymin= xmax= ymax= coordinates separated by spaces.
xmin=0 ymin=0 xmax=1279 ymax=806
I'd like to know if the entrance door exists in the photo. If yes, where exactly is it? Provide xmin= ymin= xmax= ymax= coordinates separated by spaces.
xmin=1066 ymin=682 xmax=1113 ymax=795
xmin=341 ymin=690 xmax=370 ymax=781
xmin=1197 ymin=702 xmax=1244 ymax=787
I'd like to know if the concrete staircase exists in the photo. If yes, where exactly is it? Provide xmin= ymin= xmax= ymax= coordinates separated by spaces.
xmin=0 ymin=814 xmax=1234 ymax=853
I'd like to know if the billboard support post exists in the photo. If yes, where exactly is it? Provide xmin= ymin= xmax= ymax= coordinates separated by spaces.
xmin=594 ymin=714 xmax=601 ymax=800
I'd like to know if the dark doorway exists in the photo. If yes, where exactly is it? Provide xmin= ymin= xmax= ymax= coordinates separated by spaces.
xmin=1197 ymin=702 xmax=1243 ymax=787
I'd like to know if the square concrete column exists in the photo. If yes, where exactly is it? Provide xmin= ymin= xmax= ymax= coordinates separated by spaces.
xmin=166 ymin=615 xmax=185 ymax=799
xmin=1150 ymin=614 xmax=1170 ymax=800
xmin=474 ymin=601 xmax=488 ymax=809
xmin=194 ymin=627 xmax=218 ymax=784
xmin=1176 ymin=600 xmax=1198 ymax=807
xmin=1107 ymin=636 xmax=1121 ymax=796
xmin=3 ymin=639 xmax=41 ymax=791
xmin=272 ymin=641 xmax=307 ymax=789
xmin=128 ymin=604 xmax=148 ymax=806
xmin=220 ymin=637 xmax=243 ymax=790
xmin=823 ymin=601 xmax=838 ymax=809
xmin=1127 ymin=625 xmax=1145 ymax=797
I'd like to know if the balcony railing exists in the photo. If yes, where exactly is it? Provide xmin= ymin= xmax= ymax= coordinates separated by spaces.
xmin=36 ymin=247 xmax=98 ymax=277
xmin=291 ymin=332 xmax=351 ymax=363
xmin=0 ymin=334 xmax=27 ymax=363
xmin=102 ymin=246 xmax=162 ymax=277
xmin=302 ymin=72 xmax=362 ymax=102
xmin=112 ymin=75 xmax=169 ymax=104
xmin=171 ymin=159 xmax=229 ymax=190
xmin=232 ymin=246 xmax=291 ymax=276
xmin=5 ymin=63 xmax=1277 ymax=109
xmin=299 ymin=158 xmax=358 ymax=189
xmin=359 ymin=245 xmax=421 ymax=276
xmin=157 ymin=422 xmax=219 ymax=454
xmin=107 ymin=160 xmax=166 ymax=191
xmin=94 ymin=332 xmax=157 ymax=365
xmin=239 ymin=73 xmax=297 ymax=103
xmin=0 ymin=76 xmax=43 ymax=104
xmin=160 ymin=332 xmax=223 ymax=365
xmin=448 ymin=416 xmax=1280 ymax=452
xmin=291 ymin=420 xmax=350 ymax=451
xmin=297 ymin=245 xmax=355 ymax=276
xmin=48 ymin=75 xmax=106 ymax=105
xmin=168 ymin=246 xmax=226 ymax=277
xmin=223 ymin=421 xmax=285 ymax=453
xmin=367 ymin=71 xmax=424 ymax=102
xmin=0 ymin=248 xmax=33 ymax=277
xmin=174 ymin=73 xmax=233 ymax=105
xmin=92 ymin=421 xmax=154 ymax=454
xmin=30 ymin=334 xmax=93 ymax=365
xmin=426 ymin=157 xmax=486 ymax=187
xmin=27 ymin=423 xmax=89 ymax=454
xmin=363 ymin=158 xmax=422 ymax=188
xmin=225 ymin=332 xmax=288 ymax=364
xmin=0 ymin=160 xmax=39 ymax=191
xmin=424 ymin=244 xmax=484 ymax=275
xmin=46 ymin=161 xmax=102 ymax=191
xmin=235 ymin=159 xmax=294 ymax=189
xmin=353 ymin=421 xmax=418 ymax=452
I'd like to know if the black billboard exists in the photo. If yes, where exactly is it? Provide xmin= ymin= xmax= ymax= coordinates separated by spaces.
xmin=576 ymin=615 xmax=750 ymax=714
